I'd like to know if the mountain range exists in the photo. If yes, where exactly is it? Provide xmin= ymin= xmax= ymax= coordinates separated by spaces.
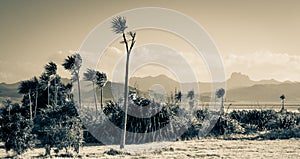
xmin=1 ymin=72 xmax=299 ymax=103
xmin=130 ymin=72 xmax=300 ymax=102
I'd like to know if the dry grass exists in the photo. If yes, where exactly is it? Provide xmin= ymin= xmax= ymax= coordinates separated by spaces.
xmin=1 ymin=138 xmax=300 ymax=158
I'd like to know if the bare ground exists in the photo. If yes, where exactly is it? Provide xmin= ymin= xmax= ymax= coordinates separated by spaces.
xmin=1 ymin=138 xmax=300 ymax=158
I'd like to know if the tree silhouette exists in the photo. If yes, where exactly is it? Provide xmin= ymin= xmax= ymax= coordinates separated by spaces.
xmin=31 ymin=76 xmax=40 ymax=118
xmin=175 ymin=91 xmax=182 ymax=103
xmin=280 ymin=94 xmax=285 ymax=112
xmin=2 ymin=99 xmax=12 ymax=118
xmin=111 ymin=16 xmax=136 ymax=149
xmin=187 ymin=90 xmax=195 ymax=100
xmin=83 ymin=68 xmax=98 ymax=116
xmin=0 ymin=102 xmax=35 ymax=156
xmin=62 ymin=53 xmax=82 ymax=108
xmin=18 ymin=79 xmax=34 ymax=121
xmin=187 ymin=90 xmax=195 ymax=108
xmin=44 ymin=61 xmax=57 ymax=76
xmin=44 ymin=62 xmax=57 ymax=105
xmin=216 ymin=88 xmax=225 ymax=114
xmin=95 ymin=71 xmax=107 ymax=111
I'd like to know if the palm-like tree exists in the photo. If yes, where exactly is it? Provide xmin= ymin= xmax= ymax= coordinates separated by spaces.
xmin=31 ymin=76 xmax=40 ymax=118
xmin=280 ymin=94 xmax=285 ymax=112
xmin=2 ymin=99 xmax=12 ymax=118
xmin=175 ymin=91 xmax=182 ymax=103
xmin=44 ymin=62 xmax=57 ymax=106
xmin=18 ymin=79 xmax=34 ymax=121
xmin=95 ymin=71 xmax=107 ymax=111
xmin=45 ymin=61 xmax=57 ymax=76
xmin=83 ymin=68 xmax=98 ymax=116
xmin=187 ymin=90 xmax=195 ymax=100
xmin=62 ymin=53 xmax=82 ymax=108
xmin=187 ymin=90 xmax=195 ymax=108
xmin=111 ymin=16 xmax=136 ymax=149
xmin=216 ymin=88 xmax=225 ymax=114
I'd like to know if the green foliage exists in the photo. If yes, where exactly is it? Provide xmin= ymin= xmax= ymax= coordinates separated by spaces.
xmin=0 ymin=101 xmax=35 ymax=155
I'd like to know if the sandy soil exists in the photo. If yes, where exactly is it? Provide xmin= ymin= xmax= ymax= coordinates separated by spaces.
xmin=1 ymin=138 xmax=300 ymax=158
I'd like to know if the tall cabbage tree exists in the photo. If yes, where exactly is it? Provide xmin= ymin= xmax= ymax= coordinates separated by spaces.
xmin=62 ymin=53 xmax=82 ymax=108
xmin=216 ymin=88 xmax=225 ymax=114
xmin=18 ymin=79 xmax=34 ymax=121
xmin=31 ymin=76 xmax=40 ymax=117
xmin=187 ymin=90 xmax=195 ymax=100
xmin=2 ymin=99 xmax=12 ymax=118
xmin=83 ymin=68 xmax=98 ymax=116
xmin=95 ymin=71 xmax=107 ymax=111
xmin=111 ymin=16 xmax=136 ymax=149
xmin=44 ymin=62 xmax=57 ymax=105
xmin=280 ymin=94 xmax=285 ymax=112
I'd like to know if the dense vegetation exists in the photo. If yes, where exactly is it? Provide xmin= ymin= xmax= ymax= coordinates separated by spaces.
xmin=0 ymin=56 xmax=84 ymax=158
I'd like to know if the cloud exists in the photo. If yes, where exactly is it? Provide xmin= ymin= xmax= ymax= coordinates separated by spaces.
xmin=224 ymin=51 xmax=300 ymax=81
xmin=109 ymin=45 xmax=212 ymax=83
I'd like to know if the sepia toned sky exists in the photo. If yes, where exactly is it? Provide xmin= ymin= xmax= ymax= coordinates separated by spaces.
xmin=0 ymin=0 xmax=300 ymax=83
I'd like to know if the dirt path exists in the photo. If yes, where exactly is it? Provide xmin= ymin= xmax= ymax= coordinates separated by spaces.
xmin=1 ymin=138 xmax=300 ymax=158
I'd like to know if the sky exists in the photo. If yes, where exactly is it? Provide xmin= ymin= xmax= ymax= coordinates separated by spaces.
xmin=0 ymin=0 xmax=300 ymax=83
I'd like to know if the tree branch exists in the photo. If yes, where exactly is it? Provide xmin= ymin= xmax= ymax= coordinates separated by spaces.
xmin=122 ymin=32 xmax=129 ymax=53
xmin=128 ymin=33 xmax=136 ymax=54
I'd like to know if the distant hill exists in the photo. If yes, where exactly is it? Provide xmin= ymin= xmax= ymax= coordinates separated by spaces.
xmin=0 ymin=82 xmax=22 ymax=98
xmin=227 ymin=72 xmax=281 ymax=89
xmin=129 ymin=73 xmax=300 ymax=102
xmin=0 ymin=82 xmax=22 ymax=103
xmin=130 ymin=75 xmax=180 ymax=95
xmin=225 ymin=83 xmax=300 ymax=102
xmin=130 ymin=72 xmax=284 ymax=93
xmin=0 ymin=78 xmax=71 ymax=104
xmin=1 ymin=72 xmax=299 ymax=103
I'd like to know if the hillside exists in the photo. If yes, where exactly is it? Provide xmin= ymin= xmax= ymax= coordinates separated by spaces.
xmin=1 ymin=72 xmax=299 ymax=103
xmin=0 ymin=82 xmax=21 ymax=98
xmin=227 ymin=72 xmax=281 ymax=89
xmin=130 ymin=72 xmax=285 ymax=93
xmin=225 ymin=83 xmax=300 ymax=102
xmin=129 ymin=75 xmax=180 ymax=94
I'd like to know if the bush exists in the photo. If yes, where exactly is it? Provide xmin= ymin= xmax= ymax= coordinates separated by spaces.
xmin=229 ymin=110 xmax=300 ymax=132
xmin=35 ymin=102 xmax=83 ymax=156
xmin=258 ymin=126 xmax=300 ymax=139
xmin=210 ymin=115 xmax=245 ymax=136
xmin=0 ymin=102 xmax=35 ymax=155
xmin=230 ymin=110 xmax=277 ymax=130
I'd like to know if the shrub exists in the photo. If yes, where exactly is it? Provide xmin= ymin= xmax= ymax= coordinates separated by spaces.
xmin=35 ymin=102 xmax=83 ymax=156
xmin=229 ymin=110 xmax=300 ymax=132
xmin=0 ymin=102 xmax=35 ymax=156
xmin=210 ymin=115 xmax=245 ymax=136
xmin=258 ymin=126 xmax=300 ymax=139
